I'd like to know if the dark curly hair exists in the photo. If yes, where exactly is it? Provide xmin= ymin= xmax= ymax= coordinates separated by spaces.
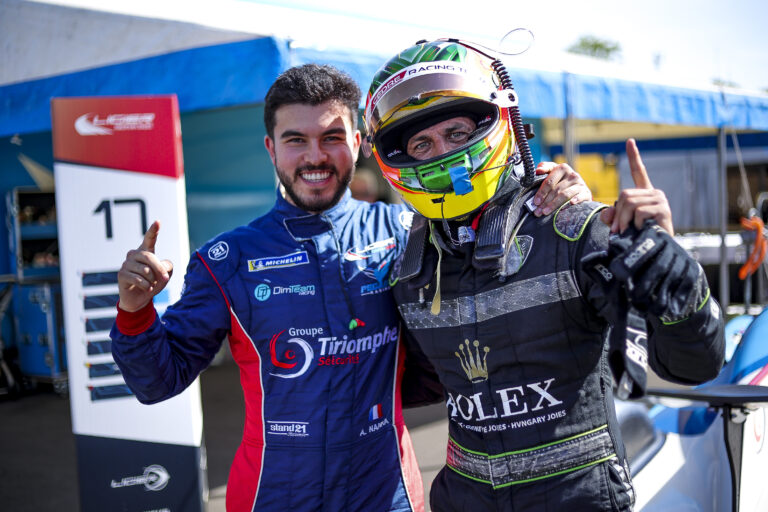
xmin=264 ymin=64 xmax=361 ymax=139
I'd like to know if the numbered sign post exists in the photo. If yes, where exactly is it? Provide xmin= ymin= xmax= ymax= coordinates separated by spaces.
xmin=51 ymin=96 xmax=206 ymax=512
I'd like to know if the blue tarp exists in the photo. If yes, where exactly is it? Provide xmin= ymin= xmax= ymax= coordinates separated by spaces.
xmin=2 ymin=36 xmax=768 ymax=137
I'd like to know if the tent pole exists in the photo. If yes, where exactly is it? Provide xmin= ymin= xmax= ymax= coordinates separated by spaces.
xmin=718 ymin=126 xmax=730 ymax=311
xmin=563 ymin=72 xmax=577 ymax=166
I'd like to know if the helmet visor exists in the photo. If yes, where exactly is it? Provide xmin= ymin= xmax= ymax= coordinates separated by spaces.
xmin=366 ymin=61 xmax=497 ymax=136
xmin=374 ymin=97 xmax=498 ymax=168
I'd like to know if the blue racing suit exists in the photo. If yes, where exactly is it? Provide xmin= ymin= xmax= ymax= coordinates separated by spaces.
xmin=111 ymin=190 xmax=428 ymax=512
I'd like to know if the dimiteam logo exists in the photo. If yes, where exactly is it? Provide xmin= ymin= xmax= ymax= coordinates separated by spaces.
xmin=255 ymin=284 xmax=271 ymax=302
xmin=74 ymin=112 xmax=155 ymax=136
xmin=254 ymin=283 xmax=316 ymax=302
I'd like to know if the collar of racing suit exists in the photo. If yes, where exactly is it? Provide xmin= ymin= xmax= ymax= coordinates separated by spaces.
xmin=272 ymin=187 xmax=364 ymax=330
xmin=273 ymin=187 xmax=355 ymax=241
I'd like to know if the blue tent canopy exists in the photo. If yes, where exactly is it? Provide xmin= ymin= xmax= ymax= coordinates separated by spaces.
xmin=2 ymin=36 xmax=768 ymax=138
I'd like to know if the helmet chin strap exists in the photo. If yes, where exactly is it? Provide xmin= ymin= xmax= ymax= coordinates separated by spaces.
xmin=436 ymin=148 xmax=525 ymax=248
xmin=439 ymin=194 xmax=459 ymax=246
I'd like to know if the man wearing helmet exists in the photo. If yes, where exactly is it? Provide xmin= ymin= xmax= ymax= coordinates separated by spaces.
xmin=365 ymin=39 xmax=724 ymax=511
xmin=111 ymin=62 xmax=592 ymax=511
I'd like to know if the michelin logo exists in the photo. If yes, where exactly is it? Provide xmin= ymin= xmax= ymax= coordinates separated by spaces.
xmin=249 ymin=251 xmax=309 ymax=272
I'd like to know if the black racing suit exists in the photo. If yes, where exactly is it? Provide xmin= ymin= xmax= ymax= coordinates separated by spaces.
xmin=393 ymin=194 xmax=724 ymax=512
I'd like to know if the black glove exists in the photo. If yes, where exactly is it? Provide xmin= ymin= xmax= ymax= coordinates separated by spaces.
xmin=582 ymin=246 xmax=648 ymax=400
xmin=609 ymin=220 xmax=706 ymax=323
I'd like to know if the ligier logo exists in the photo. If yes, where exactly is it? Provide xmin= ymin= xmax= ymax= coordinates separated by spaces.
xmin=110 ymin=464 xmax=170 ymax=491
xmin=75 ymin=112 xmax=155 ymax=136
xmin=344 ymin=238 xmax=397 ymax=295
xmin=344 ymin=238 xmax=396 ymax=262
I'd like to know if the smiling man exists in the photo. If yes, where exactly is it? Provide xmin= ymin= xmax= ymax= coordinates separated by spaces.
xmin=110 ymin=63 xmax=593 ymax=512
xmin=265 ymin=101 xmax=358 ymax=213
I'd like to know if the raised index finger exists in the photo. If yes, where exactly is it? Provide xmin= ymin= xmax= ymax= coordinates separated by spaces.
xmin=139 ymin=220 xmax=161 ymax=252
xmin=627 ymin=138 xmax=653 ymax=189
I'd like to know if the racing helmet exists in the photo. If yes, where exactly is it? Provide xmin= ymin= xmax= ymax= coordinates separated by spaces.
xmin=363 ymin=39 xmax=523 ymax=220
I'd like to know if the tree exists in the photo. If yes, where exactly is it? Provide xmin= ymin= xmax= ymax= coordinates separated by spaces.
xmin=567 ymin=36 xmax=621 ymax=61
xmin=712 ymin=78 xmax=739 ymax=89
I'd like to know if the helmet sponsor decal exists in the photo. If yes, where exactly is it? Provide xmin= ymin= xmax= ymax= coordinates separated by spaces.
xmin=370 ymin=62 xmax=475 ymax=114
xmin=248 ymin=250 xmax=309 ymax=271
xmin=208 ymin=241 xmax=229 ymax=261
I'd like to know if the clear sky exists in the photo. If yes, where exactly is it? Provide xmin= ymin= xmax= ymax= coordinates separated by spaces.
xmin=243 ymin=0 xmax=768 ymax=92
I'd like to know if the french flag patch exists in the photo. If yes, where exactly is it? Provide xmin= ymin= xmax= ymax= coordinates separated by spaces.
xmin=369 ymin=404 xmax=383 ymax=421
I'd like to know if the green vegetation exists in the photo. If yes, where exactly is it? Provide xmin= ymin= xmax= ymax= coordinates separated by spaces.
xmin=567 ymin=35 xmax=621 ymax=61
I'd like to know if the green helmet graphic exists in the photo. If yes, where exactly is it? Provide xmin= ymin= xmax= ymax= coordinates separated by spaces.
xmin=363 ymin=39 xmax=521 ymax=220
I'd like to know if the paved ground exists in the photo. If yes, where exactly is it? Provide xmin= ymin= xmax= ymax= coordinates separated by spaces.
xmin=0 ymin=358 xmax=448 ymax=512
xmin=0 ymin=352 xmax=682 ymax=512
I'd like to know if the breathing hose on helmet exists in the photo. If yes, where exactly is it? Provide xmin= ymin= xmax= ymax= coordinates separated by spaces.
xmin=491 ymin=59 xmax=536 ymax=188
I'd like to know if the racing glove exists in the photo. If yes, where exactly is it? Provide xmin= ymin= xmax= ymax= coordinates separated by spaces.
xmin=609 ymin=220 xmax=708 ymax=324
xmin=581 ymin=246 xmax=648 ymax=400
